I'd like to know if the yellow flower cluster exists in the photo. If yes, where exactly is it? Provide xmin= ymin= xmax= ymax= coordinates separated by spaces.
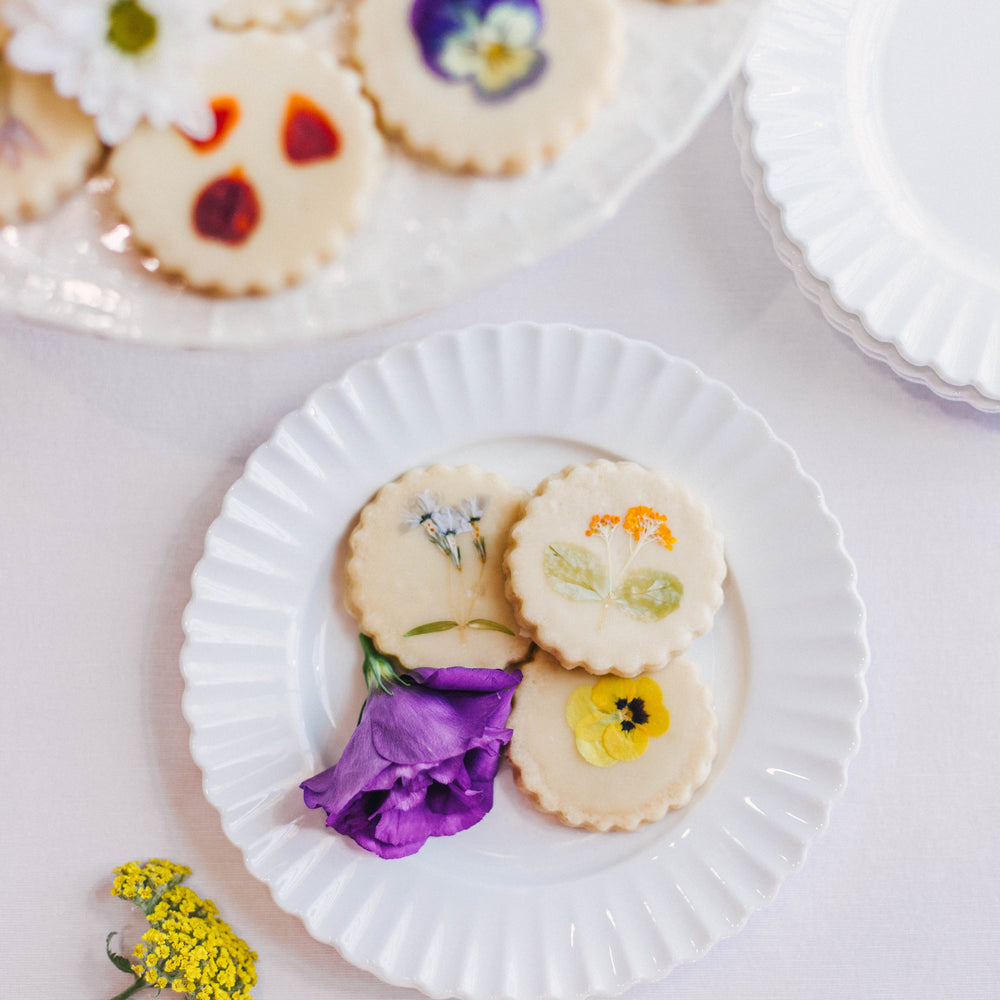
xmin=108 ymin=860 xmax=256 ymax=1000
xmin=131 ymin=885 xmax=257 ymax=1000
xmin=112 ymin=860 xmax=191 ymax=909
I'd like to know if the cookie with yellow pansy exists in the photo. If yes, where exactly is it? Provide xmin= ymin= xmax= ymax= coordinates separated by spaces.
xmin=503 ymin=460 xmax=726 ymax=677
xmin=508 ymin=647 xmax=717 ymax=830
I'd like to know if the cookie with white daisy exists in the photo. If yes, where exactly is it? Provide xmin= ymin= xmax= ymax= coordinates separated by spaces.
xmin=214 ymin=0 xmax=335 ymax=30
xmin=345 ymin=465 xmax=532 ymax=672
xmin=508 ymin=647 xmax=718 ymax=831
xmin=108 ymin=30 xmax=382 ymax=295
xmin=0 ymin=42 xmax=104 ymax=224
xmin=351 ymin=0 xmax=625 ymax=174
xmin=504 ymin=461 xmax=726 ymax=677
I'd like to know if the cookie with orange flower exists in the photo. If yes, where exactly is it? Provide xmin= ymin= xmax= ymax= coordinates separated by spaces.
xmin=504 ymin=460 xmax=726 ymax=676
xmin=508 ymin=647 xmax=717 ymax=830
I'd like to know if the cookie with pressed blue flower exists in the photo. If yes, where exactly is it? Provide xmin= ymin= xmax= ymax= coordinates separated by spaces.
xmin=508 ymin=646 xmax=717 ymax=831
xmin=351 ymin=0 xmax=626 ymax=174
xmin=213 ymin=0 xmax=335 ymax=30
xmin=345 ymin=464 xmax=533 ymax=671
xmin=107 ymin=30 xmax=382 ymax=294
xmin=0 ymin=44 xmax=104 ymax=224
xmin=504 ymin=460 xmax=726 ymax=677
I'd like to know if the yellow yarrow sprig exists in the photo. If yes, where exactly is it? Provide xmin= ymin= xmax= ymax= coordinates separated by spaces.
xmin=106 ymin=860 xmax=257 ymax=1000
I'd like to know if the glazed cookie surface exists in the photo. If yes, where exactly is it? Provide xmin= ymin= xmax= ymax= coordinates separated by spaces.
xmin=345 ymin=465 xmax=532 ymax=671
xmin=505 ymin=460 xmax=726 ymax=676
xmin=351 ymin=0 xmax=625 ymax=174
xmin=508 ymin=647 xmax=718 ymax=831
xmin=214 ymin=0 xmax=335 ymax=30
xmin=0 ymin=54 xmax=103 ymax=224
xmin=108 ymin=30 xmax=382 ymax=295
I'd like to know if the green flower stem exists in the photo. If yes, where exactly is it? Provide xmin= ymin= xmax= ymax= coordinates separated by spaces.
xmin=108 ymin=975 xmax=147 ymax=1000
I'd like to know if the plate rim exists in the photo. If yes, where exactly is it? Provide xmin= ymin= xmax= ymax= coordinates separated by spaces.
xmin=742 ymin=0 xmax=1000 ymax=404
xmin=730 ymin=73 xmax=1000 ymax=413
xmin=180 ymin=321 xmax=870 ymax=999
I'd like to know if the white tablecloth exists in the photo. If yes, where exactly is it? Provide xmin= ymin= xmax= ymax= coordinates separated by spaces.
xmin=3 ymin=98 xmax=999 ymax=999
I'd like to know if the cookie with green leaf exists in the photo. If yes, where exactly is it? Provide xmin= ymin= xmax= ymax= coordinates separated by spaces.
xmin=504 ymin=460 xmax=726 ymax=677
xmin=345 ymin=464 xmax=533 ymax=671
xmin=508 ymin=646 xmax=718 ymax=830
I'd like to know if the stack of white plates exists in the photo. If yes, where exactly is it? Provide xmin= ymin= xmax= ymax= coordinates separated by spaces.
xmin=735 ymin=0 xmax=1000 ymax=413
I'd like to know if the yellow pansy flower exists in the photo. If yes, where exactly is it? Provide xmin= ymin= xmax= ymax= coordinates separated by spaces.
xmin=566 ymin=675 xmax=670 ymax=767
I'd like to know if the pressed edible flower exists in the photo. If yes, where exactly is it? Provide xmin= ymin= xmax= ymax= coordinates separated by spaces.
xmin=566 ymin=675 xmax=670 ymax=766
xmin=544 ymin=505 xmax=683 ymax=624
xmin=105 ymin=859 xmax=257 ymax=1000
xmin=3 ymin=0 xmax=218 ymax=145
xmin=302 ymin=634 xmax=521 ymax=859
xmin=402 ymin=491 xmax=513 ymax=637
xmin=410 ymin=0 xmax=547 ymax=102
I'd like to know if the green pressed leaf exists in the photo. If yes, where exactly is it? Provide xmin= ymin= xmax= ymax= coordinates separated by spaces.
xmin=543 ymin=544 xmax=607 ymax=601
xmin=466 ymin=618 xmax=515 ymax=635
xmin=105 ymin=931 xmax=134 ymax=974
xmin=404 ymin=620 xmax=459 ymax=636
xmin=614 ymin=568 xmax=683 ymax=621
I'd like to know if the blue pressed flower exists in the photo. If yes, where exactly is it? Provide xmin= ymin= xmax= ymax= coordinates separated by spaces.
xmin=410 ymin=0 xmax=547 ymax=102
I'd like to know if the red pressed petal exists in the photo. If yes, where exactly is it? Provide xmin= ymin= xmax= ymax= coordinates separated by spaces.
xmin=283 ymin=93 xmax=340 ymax=164
xmin=192 ymin=168 xmax=260 ymax=245
xmin=185 ymin=96 xmax=240 ymax=152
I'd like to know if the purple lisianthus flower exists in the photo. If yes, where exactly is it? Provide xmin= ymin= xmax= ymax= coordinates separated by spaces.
xmin=302 ymin=637 xmax=522 ymax=859
xmin=410 ymin=0 xmax=547 ymax=102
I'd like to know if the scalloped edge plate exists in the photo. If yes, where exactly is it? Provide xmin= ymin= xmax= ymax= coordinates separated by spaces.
xmin=180 ymin=322 xmax=868 ymax=1000
xmin=1 ymin=0 xmax=764 ymax=348
xmin=730 ymin=75 xmax=1000 ymax=413
xmin=742 ymin=0 xmax=1000 ymax=406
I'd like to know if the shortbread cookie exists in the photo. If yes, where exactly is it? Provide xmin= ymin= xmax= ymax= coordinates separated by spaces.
xmin=351 ymin=0 xmax=625 ymax=174
xmin=345 ymin=465 xmax=533 ymax=671
xmin=0 ymin=54 xmax=103 ymax=224
xmin=108 ymin=30 xmax=382 ymax=295
xmin=214 ymin=0 xmax=335 ymax=30
xmin=505 ymin=460 xmax=726 ymax=676
xmin=508 ymin=647 xmax=717 ymax=830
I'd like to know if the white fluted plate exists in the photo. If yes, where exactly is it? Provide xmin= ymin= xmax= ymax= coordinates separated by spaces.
xmin=181 ymin=323 xmax=868 ymax=1000
xmin=731 ymin=74 xmax=1000 ymax=413
xmin=743 ymin=0 xmax=1000 ymax=408
xmin=0 ymin=0 xmax=764 ymax=348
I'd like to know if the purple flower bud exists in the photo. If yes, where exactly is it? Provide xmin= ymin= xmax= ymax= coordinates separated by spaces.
xmin=302 ymin=660 xmax=522 ymax=859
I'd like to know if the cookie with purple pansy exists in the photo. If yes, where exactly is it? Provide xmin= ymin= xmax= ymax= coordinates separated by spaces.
xmin=351 ymin=0 xmax=625 ymax=173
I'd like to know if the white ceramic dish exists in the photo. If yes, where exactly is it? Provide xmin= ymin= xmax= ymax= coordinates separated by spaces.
xmin=731 ymin=74 xmax=1000 ymax=413
xmin=181 ymin=322 xmax=868 ymax=1000
xmin=0 ymin=0 xmax=764 ymax=348
xmin=742 ymin=0 xmax=1000 ymax=408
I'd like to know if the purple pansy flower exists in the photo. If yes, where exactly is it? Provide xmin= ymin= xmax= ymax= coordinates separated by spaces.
xmin=410 ymin=0 xmax=547 ymax=102
xmin=302 ymin=636 xmax=522 ymax=859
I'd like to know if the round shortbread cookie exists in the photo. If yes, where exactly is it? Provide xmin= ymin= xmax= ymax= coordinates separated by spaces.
xmin=108 ymin=30 xmax=382 ymax=295
xmin=0 ymin=56 xmax=104 ymax=224
xmin=345 ymin=465 xmax=533 ymax=671
xmin=505 ymin=460 xmax=726 ymax=676
xmin=351 ymin=0 xmax=625 ymax=174
xmin=214 ymin=0 xmax=335 ymax=30
xmin=508 ymin=647 xmax=718 ymax=831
